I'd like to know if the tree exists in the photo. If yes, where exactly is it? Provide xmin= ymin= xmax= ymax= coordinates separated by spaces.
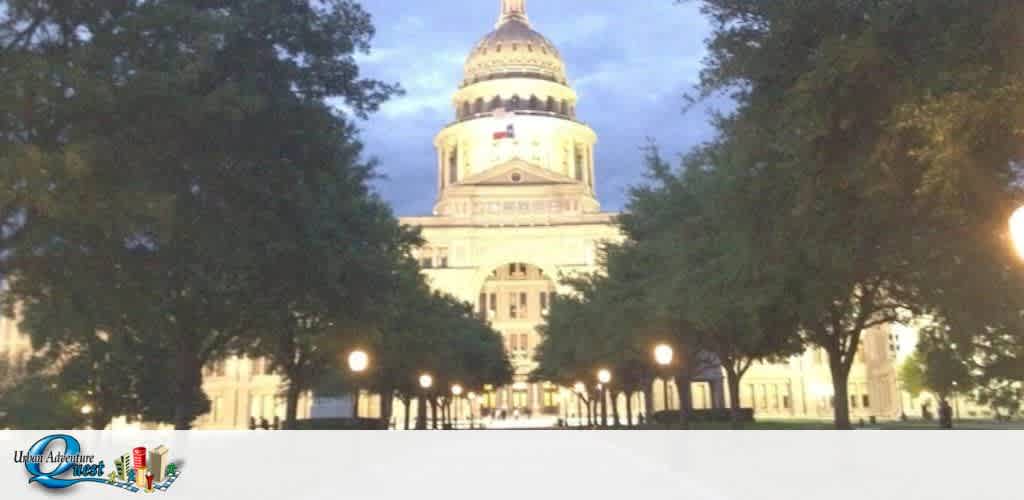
xmin=0 ymin=0 xmax=401 ymax=429
xmin=693 ymin=0 xmax=1024 ymax=428
xmin=624 ymin=147 xmax=804 ymax=426
xmin=974 ymin=380 xmax=1022 ymax=420
xmin=902 ymin=326 xmax=975 ymax=427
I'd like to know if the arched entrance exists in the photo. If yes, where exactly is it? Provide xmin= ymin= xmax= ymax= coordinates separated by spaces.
xmin=476 ymin=262 xmax=558 ymax=420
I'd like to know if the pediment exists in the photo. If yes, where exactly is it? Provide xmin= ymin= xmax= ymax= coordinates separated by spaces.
xmin=459 ymin=159 xmax=577 ymax=186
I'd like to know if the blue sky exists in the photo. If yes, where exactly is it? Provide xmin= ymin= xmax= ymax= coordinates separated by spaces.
xmin=351 ymin=0 xmax=724 ymax=216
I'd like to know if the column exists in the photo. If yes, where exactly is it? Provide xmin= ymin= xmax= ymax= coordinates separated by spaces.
xmin=438 ymin=146 xmax=445 ymax=190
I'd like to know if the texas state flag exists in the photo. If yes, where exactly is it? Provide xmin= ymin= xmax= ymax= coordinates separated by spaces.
xmin=493 ymin=124 xmax=516 ymax=140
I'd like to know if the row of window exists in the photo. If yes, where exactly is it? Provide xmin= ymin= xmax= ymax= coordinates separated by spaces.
xmin=456 ymin=95 xmax=575 ymax=120
xmin=745 ymin=383 xmax=873 ymax=412
xmin=478 ymin=290 xmax=551 ymax=321
xmin=417 ymin=247 xmax=449 ymax=269
xmin=204 ymin=357 xmax=273 ymax=378
xmin=209 ymin=393 xmax=281 ymax=423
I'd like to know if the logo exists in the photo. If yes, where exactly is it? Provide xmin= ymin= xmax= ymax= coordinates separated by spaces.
xmin=14 ymin=434 xmax=182 ymax=493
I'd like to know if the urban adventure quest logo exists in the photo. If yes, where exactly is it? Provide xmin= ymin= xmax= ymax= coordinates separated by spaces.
xmin=13 ymin=434 xmax=182 ymax=493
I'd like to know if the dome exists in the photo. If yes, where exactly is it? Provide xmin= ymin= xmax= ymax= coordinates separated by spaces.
xmin=462 ymin=2 xmax=568 ymax=87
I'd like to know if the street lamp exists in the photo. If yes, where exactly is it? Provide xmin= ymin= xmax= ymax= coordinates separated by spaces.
xmin=347 ymin=350 xmax=369 ymax=420
xmin=416 ymin=373 xmax=433 ymax=430
xmin=1010 ymin=206 xmax=1024 ymax=259
xmin=654 ymin=344 xmax=674 ymax=414
xmin=597 ymin=369 xmax=611 ymax=427
xmin=467 ymin=392 xmax=477 ymax=429
xmin=80 ymin=404 xmax=93 ymax=416
xmin=451 ymin=384 xmax=463 ymax=429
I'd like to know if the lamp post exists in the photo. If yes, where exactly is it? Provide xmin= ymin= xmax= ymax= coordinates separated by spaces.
xmin=467 ymin=392 xmax=477 ymax=429
xmin=417 ymin=373 xmax=433 ymax=430
xmin=347 ymin=350 xmax=369 ymax=420
xmin=80 ymin=404 xmax=93 ymax=416
xmin=573 ymin=382 xmax=586 ymax=428
xmin=654 ymin=344 xmax=674 ymax=416
xmin=597 ymin=369 xmax=611 ymax=427
xmin=451 ymin=384 xmax=463 ymax=429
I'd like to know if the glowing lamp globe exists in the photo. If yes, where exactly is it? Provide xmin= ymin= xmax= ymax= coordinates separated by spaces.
xmin=347 ymin=350 xmax=369 ymax=373
xmin=654 ymin=344 xmax=674 ymax=366
xmin=1011 ymin=206 xmax=1024 ymax=260
xmin=419 ymin=373 xmax=434 ymax=389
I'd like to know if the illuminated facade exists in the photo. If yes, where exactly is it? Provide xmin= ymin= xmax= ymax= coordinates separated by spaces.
xmin=396 ymin=0 xmax=624 ymax=420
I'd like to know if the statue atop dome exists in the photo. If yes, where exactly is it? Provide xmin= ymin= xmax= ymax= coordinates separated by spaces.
xmin=498 ymin=0 xmax=529 ymax=27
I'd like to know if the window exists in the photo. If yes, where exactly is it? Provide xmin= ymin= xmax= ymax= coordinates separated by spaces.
xmin=850 ymin=395 xmax=858 ymax=409
xmin=575 ymin=150 xmax=584 ymax=181
xmin=543 ymin=389 xmax=557 ymax=407
xmin=519 ymin=333 xmax=529 ymax=352
xmin=437 ymin=248 xmax=449 ymax=268
xmin=213 ymin=397 xmax=224 ymax=422
xmin=512 ymin=390 xmax=528 ymax=408
xmin=539 ymin=291 xmax=548 ymax=312
xmin=862 ymin=395 xmax=870 ymax=408
xmin=520 ymin=292 xmax=528 ymax=316
xmin=782 ymin=394 xmax=791 ymax=410
xmin=509 ymin=292 xmax=518 ymax=318
xmin=419 ymin=248 xmax=434 ymax=269
xmin=479 ymin=294 xmax=487 ymax=318
xmin=489 ymin=293 xmax=497 ymax=313
xmin=448 ymin=149 xmax=458 ymax=184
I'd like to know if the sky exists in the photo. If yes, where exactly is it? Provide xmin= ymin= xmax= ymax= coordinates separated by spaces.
xmin=350 ymin=0 xmax=725 ymax=216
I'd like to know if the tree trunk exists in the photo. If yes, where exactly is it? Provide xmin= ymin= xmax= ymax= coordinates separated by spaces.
xmin=626 ymin=391 xmax=634 ymax=427
xmin=611 ymin=392 xmax=621 ymax=427
xmin=724 ymin=366 xmax=743 ymax=429
xmin=415 ymin=396 xmax=426 ymax=430
xmin=90 ymin=411 xmax=112 ymax=431
xmin=675 ymin=377 xmax=693 ymax=429
xmin=284 ymin=379 xmax=302 ymax=430
xmin=829 ymin=355 xmax=853 ymax=430
xmin=430 ymin=398 xmax=439 ymax=429
xmin=173 ymin=346 xmax=202 ymax=430
xmin=643 ymin=380 xmax=655 ymax=424
xmin=403 ymin=396 xmax=412 ymax=430
xmin=380 ymin=386 xmax=394 ymax=428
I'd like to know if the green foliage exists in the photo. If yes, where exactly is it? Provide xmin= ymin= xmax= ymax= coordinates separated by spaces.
xmin=692 ymin=0 xmax=1024 ymax=427
xmin=974 ymin=380 xmax=1023 ymax=419
xmin=899 ymin=353 xmax=926 ymax=398
xmin=0 ymin=0 xmax=402 ymax=428
xmin=0 ymin=357 xmax=87 ymax=429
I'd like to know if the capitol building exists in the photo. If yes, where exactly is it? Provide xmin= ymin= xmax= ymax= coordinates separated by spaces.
xmin=0 ymin=1 xmax=952 ymax=429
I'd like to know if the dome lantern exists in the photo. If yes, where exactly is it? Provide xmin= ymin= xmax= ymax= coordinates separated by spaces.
xmin=498 ymin=0 xmax=529 ymax=27
xmin=462 ymin=0 xmax=568 ymax=87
